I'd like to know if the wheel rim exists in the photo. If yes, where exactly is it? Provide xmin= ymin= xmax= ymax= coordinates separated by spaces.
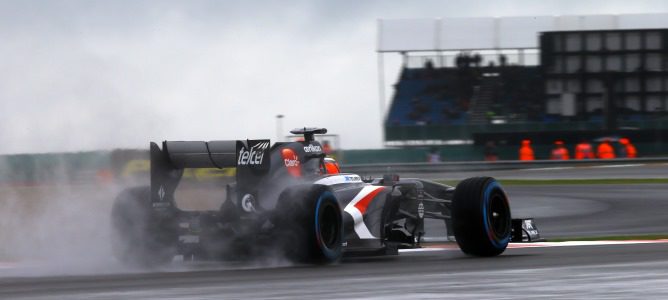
xmin=488 ymin=191 xmax=510 ymax=239
xmin=319 ymin=203 xmax=340 ymax=249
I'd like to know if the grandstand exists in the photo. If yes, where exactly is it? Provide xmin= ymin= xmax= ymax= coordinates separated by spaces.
xmin=386 ymin=58 xmax=542 ymax=127
xmin=379 ymin=15 xmax=668 ymax=155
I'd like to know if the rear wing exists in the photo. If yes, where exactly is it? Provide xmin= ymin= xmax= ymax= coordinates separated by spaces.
xmin=149 ymin=139 xmax=270 ymax=209
xmin=163 ymin=140 xmax=237 ymax=168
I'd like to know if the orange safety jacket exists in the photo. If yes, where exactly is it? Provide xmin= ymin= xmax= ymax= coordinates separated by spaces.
xmin=575 ymin=143 xmax=594 ymax=159
xmin=519 ymin=146 xmax=535 ymax=160
xmin=597 ymin=143 xmax=616 ymax=159
xmin=551 ymin=147 xmax=570 ymax=160
xmin=624 ymin=144 xmax=637 ymax=158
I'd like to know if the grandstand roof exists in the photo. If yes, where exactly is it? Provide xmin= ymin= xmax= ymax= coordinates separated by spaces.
xmin=378 ymin=13 xmax=668 ymax=52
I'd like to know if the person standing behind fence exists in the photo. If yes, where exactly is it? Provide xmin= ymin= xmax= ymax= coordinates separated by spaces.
xmin=597 ymin=139 xmax=616 ymax=159
xmin=550 ymin=140 xmax=570 ymax=160
xmin=484 ymin=141 xmax=498 ymax=161
xmin=618 ymin=138 xmax=637 ymax=158
xmin=519 ymin=139 xmax=534 ymax=161
xmin=427 ymin=147 xmax=442 ymax=163
xmin=574 ymin=139 xmax=595 ymax=159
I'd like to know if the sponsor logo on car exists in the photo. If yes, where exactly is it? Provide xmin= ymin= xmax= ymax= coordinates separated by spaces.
xmin=524 ymin=219 xmax=535 ymax=230
xmin=417 ymin=202 xmax=425 ymax=218
xmin=345 ymin=175 xmax=361 ymax=182
xmin=237 ymin=140 xmax=270 ymax=167
xmin=241 ymin=193 xmax=256 ymax=213
xmin=152 ymin=185 xmax=172 ymax=208
xmin=303 ymin=144 xmax=322 ymax=153
xmin=158 ymin=185 xmax=166 ymax=201
xmin=284 ymin=155 xmax=299 ymax=167
xmin=315 ymin=175 xmax=362 ymax=186
xmin=282 ymin=148 xmax=301 ymax=177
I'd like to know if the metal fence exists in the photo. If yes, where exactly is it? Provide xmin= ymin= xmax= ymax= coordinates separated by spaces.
xmin=340 ymin=157 xmax=668 ymax=175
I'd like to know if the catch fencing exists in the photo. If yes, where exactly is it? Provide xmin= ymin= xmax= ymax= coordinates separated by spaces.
xmin=340 ymin=157 xmax=668 ymax=175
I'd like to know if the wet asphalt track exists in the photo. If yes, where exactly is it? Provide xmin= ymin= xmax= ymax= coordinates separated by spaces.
xmin=506 ymin=184 xmax=668 ymax=238
xmin=1 ymin=164 xmax=667 ymax=299
xmin=2 ymin=243 xmax=668 ymax=299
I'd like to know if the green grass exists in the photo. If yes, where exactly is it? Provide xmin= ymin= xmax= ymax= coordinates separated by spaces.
xmin=437 ymin=178 xmax=668 ymax=186
xmin=547 ymin=234 xmax=668 ymax=242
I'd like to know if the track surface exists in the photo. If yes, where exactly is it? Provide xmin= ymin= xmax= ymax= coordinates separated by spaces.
xmin=1 ymin=164 xmax=667 ymax=299
xmin=421 ymin=183 xmax=668 ymax=239
xmin=2 ymin=243 xmax=668 ymax=299
xmin=506 ymin=183 xmax=668 ymax=238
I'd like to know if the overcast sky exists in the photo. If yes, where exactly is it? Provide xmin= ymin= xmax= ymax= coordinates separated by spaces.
xmin=1 ymin=0 xmax=667 ymax=154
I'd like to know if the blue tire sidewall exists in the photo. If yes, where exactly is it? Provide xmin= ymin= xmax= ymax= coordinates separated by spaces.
xmin=314 ymin=190 xmax=341 ymax=260
xmin=482 ymin=180 xmax=510 ymax=249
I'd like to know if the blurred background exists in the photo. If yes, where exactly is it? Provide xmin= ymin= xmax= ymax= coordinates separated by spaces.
xmin=1 ymin=2 xmax=668 ymax=295
xmin=3 ymin=2 xmax=668 ymax=183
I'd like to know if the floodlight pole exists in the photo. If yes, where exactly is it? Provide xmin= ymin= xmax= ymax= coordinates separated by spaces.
xmin=377 ymin=53 xmax=386 ymax=121
xmin=276 ymin=114 xmax=284 ymax=143
xmin=377 ymin=19 xmax=386 ymax=146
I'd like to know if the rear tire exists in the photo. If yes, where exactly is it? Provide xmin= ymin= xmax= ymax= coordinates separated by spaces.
xmin=111 ymin=186 xmax=177 ymax=267
xmin=277 ymin=185 xmax=343 ymax=264
xmin=452 ymin=177 xmax=511 ymax=256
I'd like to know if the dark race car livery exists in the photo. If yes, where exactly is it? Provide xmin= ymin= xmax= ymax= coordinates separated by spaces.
xmin=111 ymin=127 xmax=541 ymax=265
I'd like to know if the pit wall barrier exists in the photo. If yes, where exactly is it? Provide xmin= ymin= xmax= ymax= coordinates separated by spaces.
xmin=340 ymin=157 xmax=668 ymax=175
xmin=340 ymin=142 xmax=668 ymax=164
xmin=1 ymin=145 xmax=667 ymax=185
xmin=0 ymin=151 xmax=110 ymax=185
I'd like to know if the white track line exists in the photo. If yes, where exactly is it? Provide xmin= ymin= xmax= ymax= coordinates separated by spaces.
xmin=588 ymin=164 xmax=644 ymax=169
xmin=400 ymin=239 xmax=668 ymax=253
xmin=0 ymin=262 xmax=19 ymax=269
xmin=522 ymin=167 xmax=575 ymax=171
xmin=509 ymin=239 xmax=668 ymax=248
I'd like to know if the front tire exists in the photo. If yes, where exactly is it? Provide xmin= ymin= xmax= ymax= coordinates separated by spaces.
xmin=452 ymin=177 xmax=511 ymax=256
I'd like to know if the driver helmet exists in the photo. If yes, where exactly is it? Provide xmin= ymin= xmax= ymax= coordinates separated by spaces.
xmin=323 ymin=157 xmax=340 ymax=174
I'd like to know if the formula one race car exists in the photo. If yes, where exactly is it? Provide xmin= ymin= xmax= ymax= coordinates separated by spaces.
xmin=111 ymin=128 xmax=541 ymax=266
